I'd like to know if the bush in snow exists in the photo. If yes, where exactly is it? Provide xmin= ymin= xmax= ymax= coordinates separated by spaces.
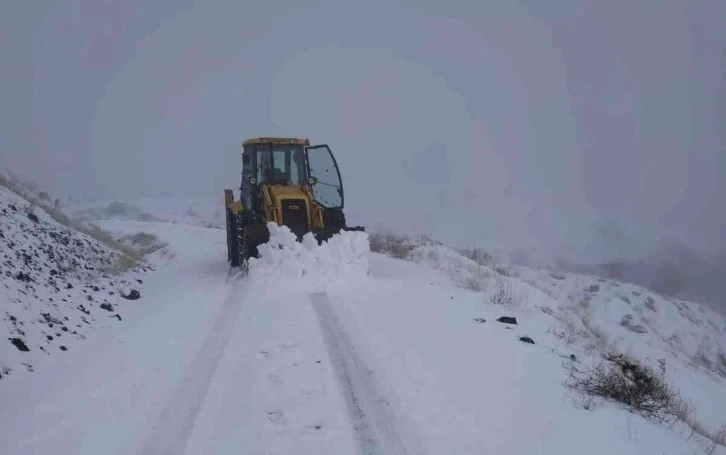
xmin=566 ymin=353 xmax=726 ymax=450
xmin=457 ymin=247 xmax=495 ymax=267
xmin=489 ymin=274 xmax=522 ymax=307
xmin=565 ymin=353 xmax=683 ymax=424
xmin=368 ymin=230 xmax=423 ymax=260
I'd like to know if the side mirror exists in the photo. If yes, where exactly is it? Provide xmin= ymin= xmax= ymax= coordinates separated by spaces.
xmin=308 ymin=176 xmax=318 ymax=185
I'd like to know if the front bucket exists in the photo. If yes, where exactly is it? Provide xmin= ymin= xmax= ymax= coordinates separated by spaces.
xmin=309 ymin=225 xmax=366 ymax=244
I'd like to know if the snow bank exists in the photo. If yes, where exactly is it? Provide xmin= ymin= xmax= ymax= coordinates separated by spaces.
xmin=247 ymin=223 xmax=370 ymax=292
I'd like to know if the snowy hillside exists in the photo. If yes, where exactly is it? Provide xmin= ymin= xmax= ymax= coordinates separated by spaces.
xmin=401 ymin=239 xmax=726 ymax=437
xmin=0 ymin=195 xmax=724 ymax=454
xmin=0 ymin=183 xmax=152 ymax=381
xmin=67 ymin=197 xmax=224 ymax=230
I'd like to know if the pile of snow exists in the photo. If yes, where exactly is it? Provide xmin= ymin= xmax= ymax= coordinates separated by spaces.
xmin=0 ymin=184 xmax=150 ymax=382
xmin=247 ymin=223 xmax=370 ymax=292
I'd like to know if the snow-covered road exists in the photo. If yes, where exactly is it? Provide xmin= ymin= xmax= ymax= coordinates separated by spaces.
xmin=138 ymin=279 xmax=247 ymax=455
xmin=310 ymin=291 xmax=410 ymax=455
xmin=1 ymin=219 xmax=723 ymax=455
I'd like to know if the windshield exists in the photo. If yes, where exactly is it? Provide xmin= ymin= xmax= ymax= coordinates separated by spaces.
xmin=255 ymin=145 xmax=306 ymax=185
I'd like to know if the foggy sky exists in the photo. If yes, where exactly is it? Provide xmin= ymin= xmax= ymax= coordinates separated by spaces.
xmin=1 ymin=0 xmax=724 ymax=263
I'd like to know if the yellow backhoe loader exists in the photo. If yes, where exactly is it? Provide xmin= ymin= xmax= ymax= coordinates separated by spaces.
xmin=224 ymin=137 xmax=364 ymax=270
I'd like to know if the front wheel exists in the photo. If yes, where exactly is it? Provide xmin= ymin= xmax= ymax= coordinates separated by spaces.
xmin=227 ymin=208 xmax=240 ymax=267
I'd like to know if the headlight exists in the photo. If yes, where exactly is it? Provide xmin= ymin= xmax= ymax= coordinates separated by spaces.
xmin=308 ymin=177 xmax=317 ymax=185
xmin=249 ymin=177 xmax=257 ymax=184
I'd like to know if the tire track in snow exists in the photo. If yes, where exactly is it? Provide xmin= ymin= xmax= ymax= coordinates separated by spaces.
xmin=309 ymin=292 xmax=409 ymax=455
xmin=136 ymin=278 xmax=247 ymax=455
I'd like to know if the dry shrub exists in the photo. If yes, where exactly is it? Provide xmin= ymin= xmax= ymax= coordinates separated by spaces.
xmin=458 ymin=247 xmax=494 ymax=267
xmin=565 ymin=353 xmax=679 ymax=423
xmin=490 ymin=274 xmax=523 ymax=307
xmin=565 ymin=353 xmax=726 ymax=450
xmin=368 ymin=231 xmax=421 ymax=260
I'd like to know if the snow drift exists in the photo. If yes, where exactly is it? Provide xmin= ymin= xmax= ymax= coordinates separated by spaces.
xmin=247 ymin=223 xmax=370 ymax=292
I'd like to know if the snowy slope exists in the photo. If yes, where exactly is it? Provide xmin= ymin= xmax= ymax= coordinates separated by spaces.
xmin=67 ymin=197 xmax=224 ymax=230
xmin=0 ymin=206 xmax=724 ymax=454
xmin=408 ymin=241 xmax=726 ymax=437
xmin=0 ymin=184 xmax=152 ymax=381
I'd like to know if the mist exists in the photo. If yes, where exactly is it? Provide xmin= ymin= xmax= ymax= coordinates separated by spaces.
xmin=2 ymin=0 xmax=724 ymax=272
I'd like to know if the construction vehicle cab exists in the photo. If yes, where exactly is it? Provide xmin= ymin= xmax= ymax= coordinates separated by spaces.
xmin=224 ymin=137 xmax=363 ymax=270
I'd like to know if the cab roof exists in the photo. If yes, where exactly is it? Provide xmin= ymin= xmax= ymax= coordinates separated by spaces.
xmin=242 ymin=137 xmax=310 ymax=146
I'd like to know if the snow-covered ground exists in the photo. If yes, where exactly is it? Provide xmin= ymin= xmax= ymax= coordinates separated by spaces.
xmin=1 ymin=185 xmax=725 ymax=454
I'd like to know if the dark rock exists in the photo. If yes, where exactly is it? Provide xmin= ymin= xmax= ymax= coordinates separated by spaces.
xmin=9 ymin=204 xmax=17 ymax=211
xmin=27 ymin=213 xmax=39 ymax=223
xmin=59 ymin=346 xmax=67 ymax=351
xmin=41 ymin=313 xmax=62 ymax=325
xmin=46 ymin=335 xmax=53 ymax=341
xmin=100 ymin=303 xmax=113 ymax=312
xmin=15 ymin=271 xmax=31 ymax=282
xmin=10 ymin=337 xmax=29 ymax=352
xmin=112 ymin=314 xmax=122 ymax=321
xmin=66 ymin=283 xmax=73 ymax=289
xmin=473 ymin=318 xmax=486 ymax=323
xmin=121 ymin=289 xmax=141 ymax=300
xmin=49 ymin=269 xmax=58 ymax=276
xmin=570 ymin=354 xmax=577 ymax=361
xmin=136 ymin=278 xmax=143 ymax=284
xmin=519 ymin=336 xmax=535 ymax=344
xmin=588 ymin=285 xmax=600 ymax=292
xmin=497 ymin=316 xmax=518 ymax=325
xmin=92 ymin=286 xmax=100 ymax=292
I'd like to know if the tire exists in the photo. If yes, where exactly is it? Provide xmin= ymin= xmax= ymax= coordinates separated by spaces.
xmin=226 ymin=208 xmax=240 ymax=267
xmin=235 ymin=209 xmax=257 ymax=273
